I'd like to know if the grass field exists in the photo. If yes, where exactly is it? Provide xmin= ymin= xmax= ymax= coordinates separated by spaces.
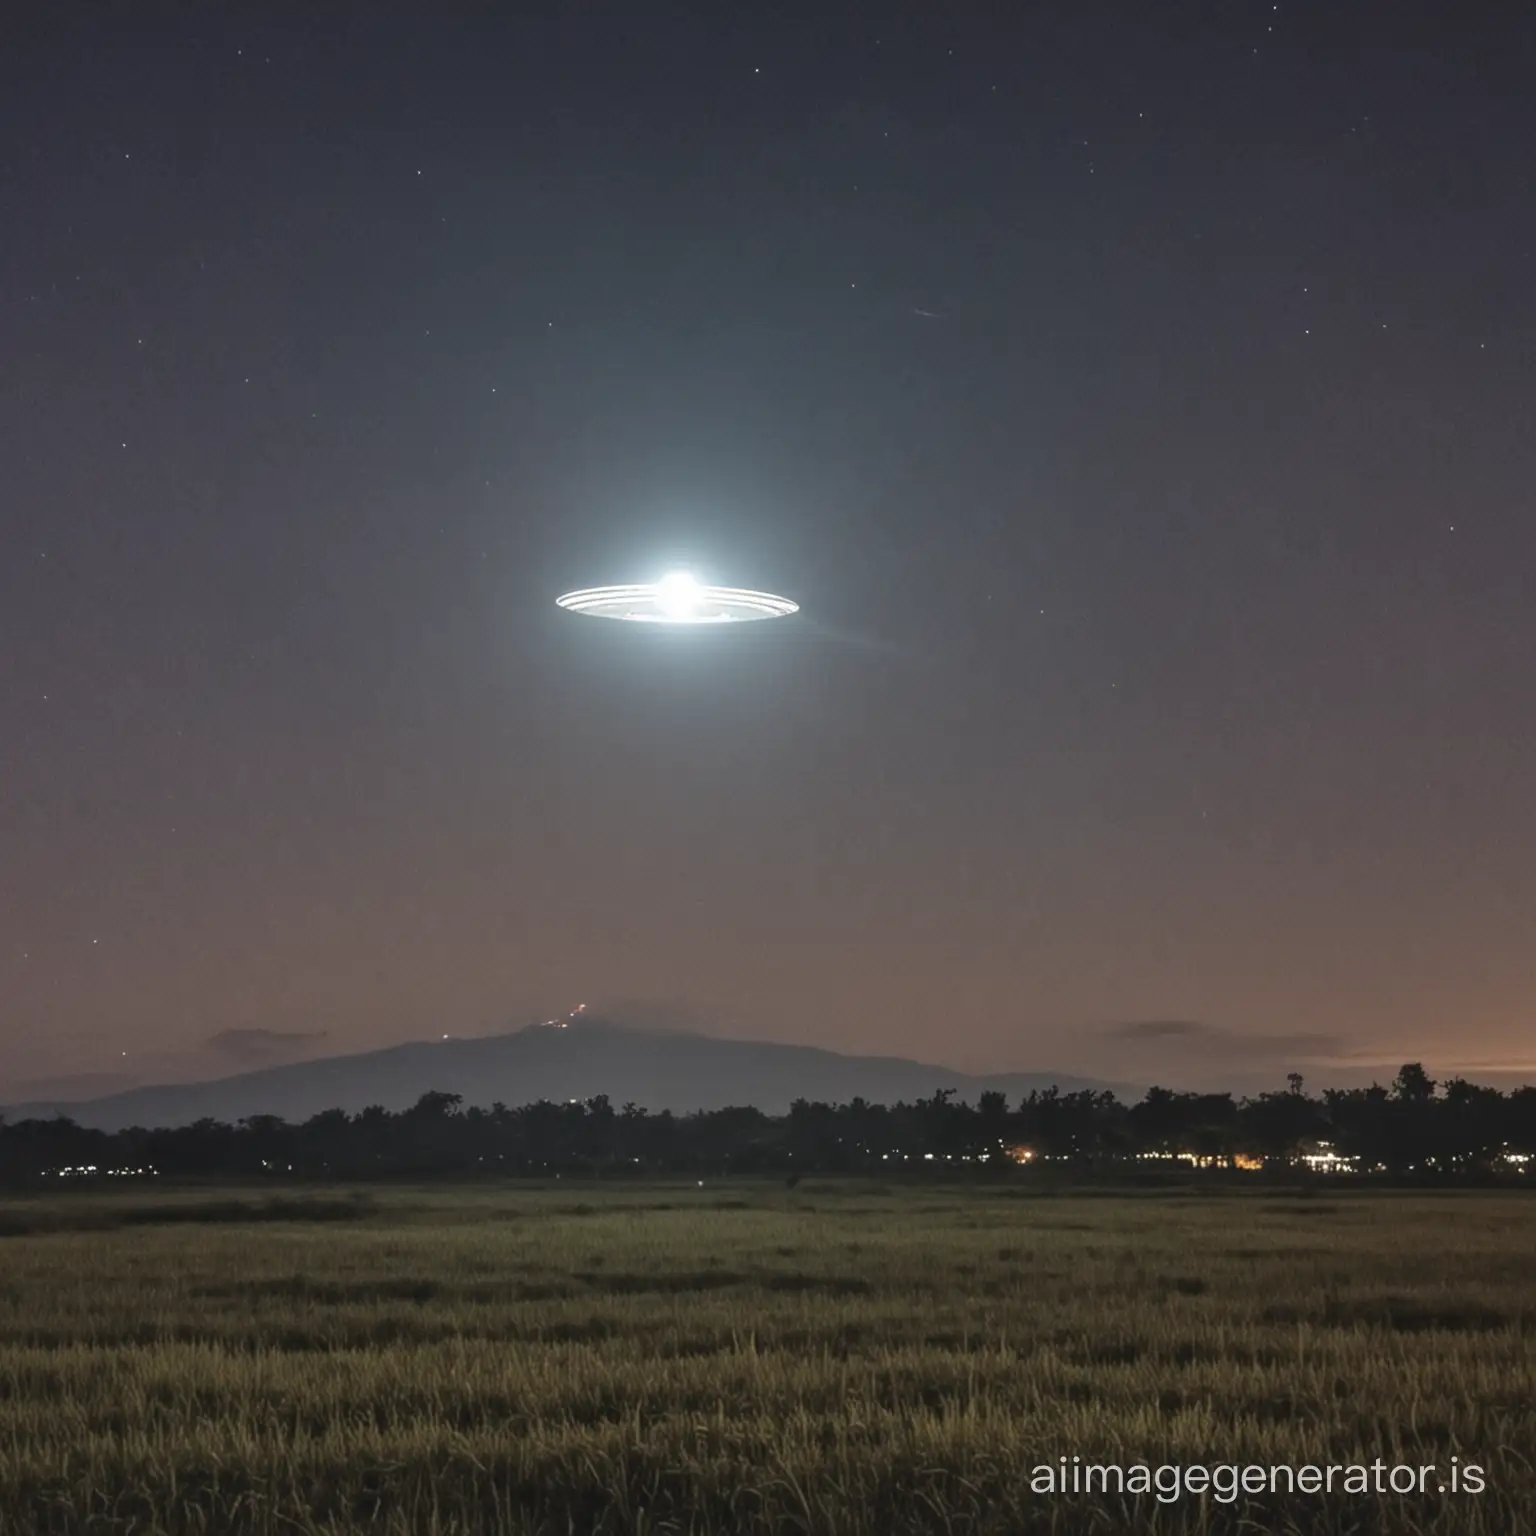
xmin=0 ymin=1181 xmax=1531 ymax=1533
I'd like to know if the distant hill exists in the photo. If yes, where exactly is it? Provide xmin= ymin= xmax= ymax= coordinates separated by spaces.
xmin=3 ymin=1018 xmax=1117 ymax=1131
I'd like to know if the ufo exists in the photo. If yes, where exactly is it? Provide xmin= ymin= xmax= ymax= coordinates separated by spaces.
xmin=556 ymin=570 xmax=799 ymax=624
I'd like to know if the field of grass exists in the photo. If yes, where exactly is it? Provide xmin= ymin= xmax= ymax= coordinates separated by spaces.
xmin=0 ymin=1181 xmax=1531 ymax=1533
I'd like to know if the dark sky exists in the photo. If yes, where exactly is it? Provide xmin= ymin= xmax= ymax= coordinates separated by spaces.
xmin=5 ymin=2 xmax=1534 ymax=1100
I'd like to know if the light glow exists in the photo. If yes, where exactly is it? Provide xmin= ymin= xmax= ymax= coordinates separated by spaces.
xmin=556 ymin=573 xmax=798 ymax=624
xmin=657 ymin=569 xmax=702 ymax=619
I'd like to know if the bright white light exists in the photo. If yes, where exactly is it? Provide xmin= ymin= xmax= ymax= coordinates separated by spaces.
xmin=556 ymin=574 xmax=799 ymax=624
xmin=657 ymin=569 xmax=702 ymax=619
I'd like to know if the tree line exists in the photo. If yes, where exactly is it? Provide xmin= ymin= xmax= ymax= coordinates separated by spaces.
xmin=4 ymin=1064 xmax=1534 ymax=1184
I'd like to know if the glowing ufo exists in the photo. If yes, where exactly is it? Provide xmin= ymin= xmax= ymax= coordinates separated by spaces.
xmin=556 ymin=570 xmax=799 ymax=624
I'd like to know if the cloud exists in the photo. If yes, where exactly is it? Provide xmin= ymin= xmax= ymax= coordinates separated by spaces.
xmin=1423 ymin=1060 xmax=1536 ymax=1087
xmin=1108 ymin=1020 xmax=1208 ymax=1042
xmin=1102 ymin=1020 xmax=1352 ymax=1062
xmin=6 ymin=1072 xmax=139 ymax=1104
xmin=203 ymin=1029 xmax=328 ymax=1068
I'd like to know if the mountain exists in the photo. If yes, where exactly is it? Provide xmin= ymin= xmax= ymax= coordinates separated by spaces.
xmin=3 ymin=1018 xmax=1117 ymax=1131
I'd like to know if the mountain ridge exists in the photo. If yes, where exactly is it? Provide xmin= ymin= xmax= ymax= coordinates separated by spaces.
xmin=3 ymin=1018 xmax=1119 ymax=1132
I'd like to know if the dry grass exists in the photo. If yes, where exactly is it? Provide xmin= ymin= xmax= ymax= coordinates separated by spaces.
xmin=0 ymin=1182 xmax=1531 ymax=1532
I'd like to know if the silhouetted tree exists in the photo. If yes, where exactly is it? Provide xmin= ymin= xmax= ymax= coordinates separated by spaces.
xmin=3 ymin=1068 xmax=1532 ymax=1186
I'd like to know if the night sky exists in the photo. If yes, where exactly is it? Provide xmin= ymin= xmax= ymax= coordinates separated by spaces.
xmin=5 ymin=2 xmax=1535 ymax=1102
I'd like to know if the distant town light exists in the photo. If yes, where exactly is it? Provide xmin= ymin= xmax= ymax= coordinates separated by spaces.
xmin=1299 ymin=1140 xmax=1358 ymax=1173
